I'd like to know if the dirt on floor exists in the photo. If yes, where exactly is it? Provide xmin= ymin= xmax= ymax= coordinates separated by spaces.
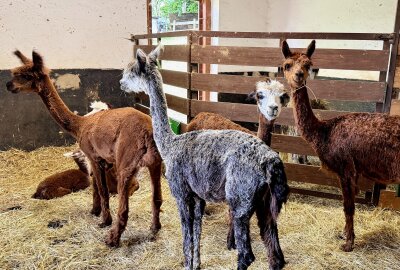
xmin=0 ymin=146 xmax=399 ymax=270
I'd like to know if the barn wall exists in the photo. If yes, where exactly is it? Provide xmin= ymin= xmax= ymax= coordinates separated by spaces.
xmin=0 ymin=1 xmax=147 ymax=150
xmin=0 ymin=0 xmax=147 ymax=69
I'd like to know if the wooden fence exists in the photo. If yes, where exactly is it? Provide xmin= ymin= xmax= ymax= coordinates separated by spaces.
xmin=130 ymin=30 xmax=398 ymax=205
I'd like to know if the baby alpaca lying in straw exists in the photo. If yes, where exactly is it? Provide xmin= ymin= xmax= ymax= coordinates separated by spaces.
xmin=120 ymin=45 xmax=289 ymax=270
xmin=32 ymin=150 xmax=90 ymax=200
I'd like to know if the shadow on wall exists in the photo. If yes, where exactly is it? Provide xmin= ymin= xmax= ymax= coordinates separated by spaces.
xmin=0 ymin=69 xmax=132 ymax=151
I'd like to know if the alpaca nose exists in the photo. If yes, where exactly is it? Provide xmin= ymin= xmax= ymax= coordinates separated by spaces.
xmin=295 ymin=71 xmax=304 ymax=79
xmin=269 ymin=105 xmax=278 ymax=113
xmin=6 ymin=81 xmax=14 ymax=91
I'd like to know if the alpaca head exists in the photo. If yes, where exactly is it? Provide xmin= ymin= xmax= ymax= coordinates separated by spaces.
xmin=281 ymin=40 xmax=316 ymax=89
xmin=120 ymin=44 xmax=163 ymax=94
xmin=248 ymin=80 xmax=290 ymax=121
xmin=6 ymin=50 xmax=50 ymax=94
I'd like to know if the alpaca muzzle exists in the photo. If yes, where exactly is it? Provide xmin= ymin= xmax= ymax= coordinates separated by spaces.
xmin=6 ymin=81 xmax=18 ymax=93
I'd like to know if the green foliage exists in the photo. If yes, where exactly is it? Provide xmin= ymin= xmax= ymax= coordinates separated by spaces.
xmin=158 ymin=0 xmax=198 ymax=18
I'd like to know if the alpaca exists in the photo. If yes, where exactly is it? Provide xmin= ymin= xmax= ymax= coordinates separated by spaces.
xmin=281 ymin=40 xmax=400 ymax=252
xmin=32 ymin=150 xmax=90 ymax=199
xmin=120 ymin=45 xmax=289 ymax=270
xmin=187 ymin=80 xmax=290 ymax=147
xmin=7 ymin=51 xmax=163 ymax=247
xmin=187 ymin=80 xmax=290 ymax=250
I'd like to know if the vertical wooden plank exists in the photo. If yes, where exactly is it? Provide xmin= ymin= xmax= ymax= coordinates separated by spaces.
xmin=147 ymin=0 xmax=152 ymax=45
xmin=384 ymin=0 xmax=400 ymax=113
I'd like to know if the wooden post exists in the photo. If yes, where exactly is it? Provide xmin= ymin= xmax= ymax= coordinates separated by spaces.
xmin=172 ymin=20 xmax=176 ymax=31
xmin=384 ymin=0 xmax=400 ymax=113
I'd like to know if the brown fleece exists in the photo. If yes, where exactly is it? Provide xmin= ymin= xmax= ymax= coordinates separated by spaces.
xmin=7 ymin=51 xmax=163 ymax=247
xmin=281 ymin=40 xmax=400 ymax=252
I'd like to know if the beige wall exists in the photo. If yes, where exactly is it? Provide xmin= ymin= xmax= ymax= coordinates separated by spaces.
xmin=212 ymin=0 xmax=397 ymax=79
xmin=0 ymin=0 xmax=147 ymax=69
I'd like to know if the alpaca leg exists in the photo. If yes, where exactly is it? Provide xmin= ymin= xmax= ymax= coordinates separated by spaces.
xmin=227 ymin=208 xmax=236 ymax=250
xmin=193 ymin=197 xmax=205 ymax=270
xmin=148 ymin=163 xmax=163 ymax=233
xmin=91 ymin=177 xmax=101 ymax=216
xmin=106 ymin=171 xmax=139 ymax=247
xmin=92 ymin=163 xmax=112 ymax=227
xmin=340 ymin=175 xmax=356 ymax=252
xmin=176 ymin=197 xmax=195 ymax=270
xmin=256 ymin=195 xmax=285 ymax=270
xmin=233 ymin=214 xmax=255 ymax=270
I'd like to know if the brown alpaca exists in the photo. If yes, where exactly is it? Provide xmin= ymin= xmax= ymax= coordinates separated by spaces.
xmin=32 ymin=150 xmax=91 ymax=200
xmin=7 ymin=51 xmax=163 ymax=247
xmin=187 ymin=80 xmax=290 ymax=251
xmin=281 ymin=40 xmax=400 ymax=251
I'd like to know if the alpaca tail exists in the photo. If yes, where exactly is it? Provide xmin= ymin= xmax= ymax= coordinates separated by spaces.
xmin=267 ymin=159 xmax=290 ymax=220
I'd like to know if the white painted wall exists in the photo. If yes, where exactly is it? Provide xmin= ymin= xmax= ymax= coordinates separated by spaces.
xmin=212 ymin=0 xmax=397 ymax=79
xmin=0 ymin=0 xmax=147 ymax=69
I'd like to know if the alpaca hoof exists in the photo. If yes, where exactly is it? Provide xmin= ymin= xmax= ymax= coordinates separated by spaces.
xmin=150 ymin=222 xmax=161 ymax=234
xmin=98 ymin=221 xmax=112 ymax=228
xmin=340 ymin=243 xmax=353 ymax=252
xmin=105 ymin=235 xmax=120 ymax=248
xmin=227 ymin=240 xmax=236 ymax=250
xmin=269 ymin=259 xmax=286 ymax=270
xmin=90 ymin=208 xmax=101 ymax=217
xmin=238 ymin=252 xmax=255 ymax=270
xmin=227 ymin=235 xmax=236 ymax=250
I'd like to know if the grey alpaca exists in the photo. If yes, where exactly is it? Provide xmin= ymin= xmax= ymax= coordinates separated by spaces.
xmin=120 ymin=45 xmax=289 ymax=270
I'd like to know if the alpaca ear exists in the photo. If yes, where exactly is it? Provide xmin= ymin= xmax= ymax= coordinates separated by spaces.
xmin=281 ymin=40 xmax=292 ymax=58
xmin=14 ymin=50 xmax=31 ymax=64
xmin=280 ymin=92 xmax=290 ymax=107
xmin=32 ymin=51 xmax=44 ymax=72
xmin=149 ymin=44 xmax=164 ymax=62
xmin=246 ymin=91 xmax=257 ymax=103
xmin=136 ymin=49 xmax=147 ymax=69
xmin=306 ymin=40 xmax=316 ymax=58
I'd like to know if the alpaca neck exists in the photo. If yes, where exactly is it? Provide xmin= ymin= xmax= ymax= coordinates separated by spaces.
xmin=292 ymin=85 xmax=321 ymax=143
xmin=38 ymin=75 xmax=82 ymax=138
xmin=147 ymin=72 xmax=174 ymax=155
xmin=257 ymin=113 xmax=274 ymax=146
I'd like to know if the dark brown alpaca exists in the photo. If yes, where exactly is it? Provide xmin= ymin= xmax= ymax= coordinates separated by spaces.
xmin=7 ymin=51 xmax=163 ymax=247
xmin=32 ymin=150 xmax=91 ymax=200
xmin=281 ymin=40 xmax=400 ymax=251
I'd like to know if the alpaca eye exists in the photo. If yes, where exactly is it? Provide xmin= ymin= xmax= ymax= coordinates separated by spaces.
xmin=256 ymin=93 xmax=263 ymax=99
xmin=22 ymin=74 xmax=33 ymax=80
xmin=284 ymin=64 xmax=291 ymax=70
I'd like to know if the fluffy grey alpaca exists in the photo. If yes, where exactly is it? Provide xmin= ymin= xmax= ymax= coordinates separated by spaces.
xmin=120 ymin=45 xmax=289 ymax=270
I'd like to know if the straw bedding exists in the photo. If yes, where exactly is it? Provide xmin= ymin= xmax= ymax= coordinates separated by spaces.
xmin=0 ymin=146 xmax=399 ymax=270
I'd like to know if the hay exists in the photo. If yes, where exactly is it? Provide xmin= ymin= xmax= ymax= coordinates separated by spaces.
xmin=0 ymin=146 xmax=399 ymax=270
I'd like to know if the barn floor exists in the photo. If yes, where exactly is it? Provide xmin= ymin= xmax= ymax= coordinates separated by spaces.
xmin=0 ymin=146 xmax=399 ymax=270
